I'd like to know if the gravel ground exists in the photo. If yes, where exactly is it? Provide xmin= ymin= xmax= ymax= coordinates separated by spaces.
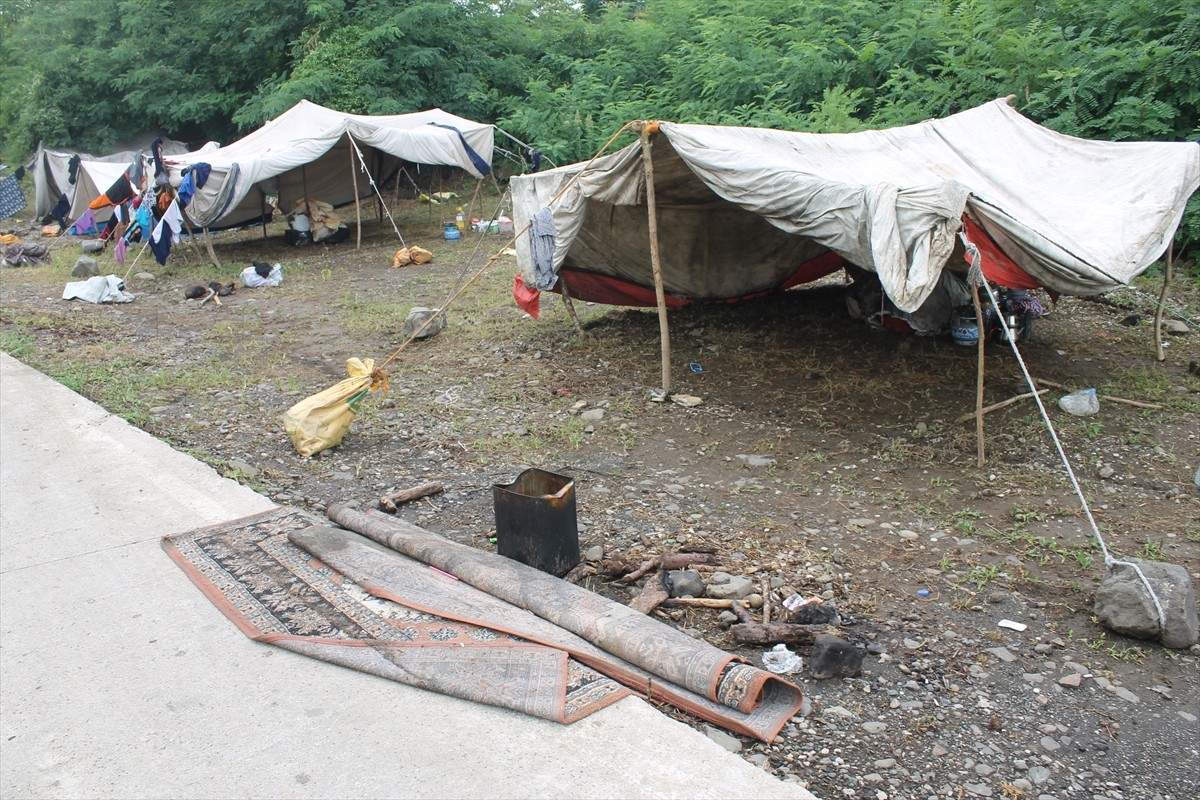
xmin=2 ymin=212 xmax=1198 ymax=798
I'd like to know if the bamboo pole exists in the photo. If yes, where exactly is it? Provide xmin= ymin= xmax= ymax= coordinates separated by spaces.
xmin=971 ymin=283 xmax=987 ymax=467
xmin=636 ymin=121 xmax=672 ymax=395
xmin=1153 ymin=242 xmax=1173 ymax=362
xmin=348 ymin=135 xmax=362 ymax=250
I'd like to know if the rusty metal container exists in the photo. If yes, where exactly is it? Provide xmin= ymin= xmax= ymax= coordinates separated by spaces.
xmin=492 ymin=468 xmax=580 ymax=576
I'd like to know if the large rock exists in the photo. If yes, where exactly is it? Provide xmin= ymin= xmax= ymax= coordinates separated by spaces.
xmin=665 ymin=569 xmax=705 ymax=598
xmin=1094 ymin=558 xmax=1199 ymax=649
xmin=71 ymin=256 xmax=99 ymax=278
xmin=402 ymin=307 xmax=446 ymax=340
xmin=808 ymin=634 xmax=865 ymax=679
xmin=705 ymin=574 xmax=754 ymax=600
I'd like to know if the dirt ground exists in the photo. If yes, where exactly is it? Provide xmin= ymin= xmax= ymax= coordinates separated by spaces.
xmin=2 ymin=200 xmax=1199 ymax=799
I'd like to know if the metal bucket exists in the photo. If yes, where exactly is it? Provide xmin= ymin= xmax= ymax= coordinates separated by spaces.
xmin=492 ymin=469 xmax=580 ymax=576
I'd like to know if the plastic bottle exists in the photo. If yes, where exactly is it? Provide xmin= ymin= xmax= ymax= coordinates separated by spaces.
xmin=455 ymin=207 xmax=465 ymax=232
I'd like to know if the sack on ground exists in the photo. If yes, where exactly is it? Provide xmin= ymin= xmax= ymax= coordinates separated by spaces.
xmin=283 ymin=357 xmax=387 ymax=456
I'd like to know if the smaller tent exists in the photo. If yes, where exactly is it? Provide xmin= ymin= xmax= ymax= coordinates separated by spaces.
xmin=30 ymin=137 xmax=190 ymax=221
xmin=161 ymin=100 xmax=495 ymax=230
xmin=510 ymin=97 xmax=1199 ymax=314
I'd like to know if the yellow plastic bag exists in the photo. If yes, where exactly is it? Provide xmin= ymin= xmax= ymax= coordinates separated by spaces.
xmin=283 ymin=357 xmax=388 ymax=457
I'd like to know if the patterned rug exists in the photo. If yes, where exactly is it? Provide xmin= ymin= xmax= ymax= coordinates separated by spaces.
xmin=163 ymin=507 xmax=630 ymax=724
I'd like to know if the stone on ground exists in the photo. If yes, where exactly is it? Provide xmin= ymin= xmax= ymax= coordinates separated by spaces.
xmin=1094 ymin=558 xmax=1199 ymax=648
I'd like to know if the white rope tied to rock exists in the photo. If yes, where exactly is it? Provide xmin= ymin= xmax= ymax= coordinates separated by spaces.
xmin=960 ymin=233 xmax=1169 ymax=635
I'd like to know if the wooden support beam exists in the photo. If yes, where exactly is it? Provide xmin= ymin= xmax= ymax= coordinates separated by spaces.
xmin=636 ymin=122 xmax=672 ymax=395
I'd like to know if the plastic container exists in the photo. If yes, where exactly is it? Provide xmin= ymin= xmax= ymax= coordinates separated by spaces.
xmin=455 ymin=207 xmax=465 ymax=232
xmin=443 ymin=223 xmax=461 ymax=241
xmin=950 ymin=305 xmax=980 ymax=346
xmin=492 ymin=469 xmax=579 ymax=576
xmin=1058 ymin=387 xmax=1099 ymax=416
xmin=497 ymin=215 xmax=514 ymax=234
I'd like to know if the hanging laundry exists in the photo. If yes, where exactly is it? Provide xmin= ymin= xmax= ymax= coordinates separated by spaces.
xmin=41 ymin=193 xmax=70 ymax=228
xmin=149 ymin=217 xmax=172 ymax=265
xmin=191 ymin=163 xmax=211 ymax=189
xmin=178 ymin=171 xmax=196 ymax=205
xmin=89 ymin=173 xmax=135 ymax=209
xmin=133 ymin=199 xmax=153 ymax=241
xmin=71 ymin=208 xmax=97 ymax=235
xmin=0 ymin=174 xmax=27 ymax=220
xmin=113 ymin=236 xmax=127 ymax=267
xmin=529 ymin=206 xmax=557 ymax=290
xmin=149 ymin=198 xmax=184 ymax=266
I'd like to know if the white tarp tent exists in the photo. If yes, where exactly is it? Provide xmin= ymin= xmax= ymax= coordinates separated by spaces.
xmin=162 ymin=100 xmax=495 ymax=229
xmin=510 ymin=97 xmax=1200 ymax=313
xmin=70 ymin=160 xmax=133 ymax=221
xmin=31 ymin=138 xmax=190 ymax=221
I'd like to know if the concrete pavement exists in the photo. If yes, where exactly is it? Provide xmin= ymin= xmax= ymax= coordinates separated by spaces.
xmin=0 ymin=352 xmax=816 ymax=800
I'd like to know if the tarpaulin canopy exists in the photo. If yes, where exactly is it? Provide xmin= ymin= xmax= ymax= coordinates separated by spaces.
xmin=510 ymin=97 xmax=1200 ymax=313
xmin=162 ymin=100 xmax=495 ymax=229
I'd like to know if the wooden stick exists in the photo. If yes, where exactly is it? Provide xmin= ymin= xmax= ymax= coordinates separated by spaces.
xmin=729 ymin=622 xmax=829 ymax=646
xmin=1154 ymin=242 xmax=1172 ymax=362
xmin=563 ymin=562 xmax=598 ymax=585
xmin=628 ymin=572 xmax=669 ymax=614
xmin=617 ymin=555 xmax=661 ymax=583
xmin=971 ymin=282 xmax=987 ymax=467
xmin=201 ymin=227 xmax=221 ymax=269
xmin=660 ymin=552 xmax=718 ymax=570
xmin=729 ymin=600 xmax=753 ymax=625
xmin=1031 ymin=378 xmax=1163 ymax=410
xmin=955 ymin=389 xmax=1050 ymax=423
xmin=378 ymin=481 xmax=445 ymax=513
xmin=637 ymin=122 xmax=672 ymax=395
xmin=660 ymin=597 xmax=736 ymax=609
xmin=761 ymin=578 xmax=772 ymax=625
xmin=558 ymin=275 xmax=585 ymax=336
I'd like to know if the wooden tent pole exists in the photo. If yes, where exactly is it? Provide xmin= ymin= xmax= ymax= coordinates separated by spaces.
xmin=202 ymin=227 xmax=221 ymax=269
xmin=559 ymin=274 xmax=584 ymax=336
xmin=636 ymin=121 xmax=672 ymax=394
xmin=1153 ymin=242 xmax=1173 ymax=362
xmin=301 ymin=164 xmax=310 ymax=223
xmin=466 ymin=178 xmax=483 ymax=228
xmin=970 ymin=283 xmax=987 ymax=467
xmin=348 ymin=134 xmax=362 ymax=249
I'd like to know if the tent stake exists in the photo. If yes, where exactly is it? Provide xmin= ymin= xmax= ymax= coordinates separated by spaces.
xmin=1153 ymin=242 xmax=1173 ymax=362
xmin=636 ymin=122 xmax=672 ymax=394
xmin=970 ymin=282 xmax=987 ymax=467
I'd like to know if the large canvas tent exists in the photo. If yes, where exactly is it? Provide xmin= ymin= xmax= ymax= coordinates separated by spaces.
xmin=161 ymin=100 xmax=495 ymax=230
xmin=510 ymin=97 xmax=1200 ymax=315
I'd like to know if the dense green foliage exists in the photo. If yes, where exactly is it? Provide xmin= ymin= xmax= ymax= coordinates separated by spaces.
xmin=2 ymin=0 xmax=1197 ymax=246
